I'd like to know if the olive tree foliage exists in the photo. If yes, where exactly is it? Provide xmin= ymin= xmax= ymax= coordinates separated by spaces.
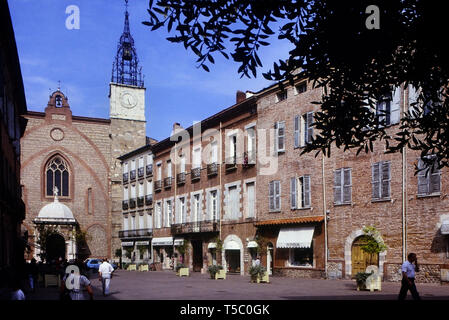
xmin=143 ymin=0 xmax=449 ymax=170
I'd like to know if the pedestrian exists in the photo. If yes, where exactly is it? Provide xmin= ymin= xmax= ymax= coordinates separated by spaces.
xmin=27 ymin=258 xmax=38 ymax=292
xmin=398 ymin=252 xmax=421 ymax=300
xmin=253 ymin=256 xmax=261 ymax=267
xmin=61 ymin=264 xmax=93 ymax=300
xmin=98 ymin=258 xmax=114 ymax=296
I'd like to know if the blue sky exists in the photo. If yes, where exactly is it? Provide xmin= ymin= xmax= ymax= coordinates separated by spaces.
xmin=9 ymin=0 xmax=291 ymax=141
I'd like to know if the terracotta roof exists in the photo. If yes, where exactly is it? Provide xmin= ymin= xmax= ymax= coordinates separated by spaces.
xmin=254 ymin=216 xmax=324 ymax=227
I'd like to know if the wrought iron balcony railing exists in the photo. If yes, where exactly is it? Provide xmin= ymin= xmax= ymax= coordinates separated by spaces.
xmin=171 ymin=219 xmax=219 ymax=235
xmin=164 ymin=177 xmax=172 ymax=189
xmin=119 ymin=228 xmax=153 ymax=239
xmin=129 ymin=198 xmax=136 ymax=209
xmin=191 ymin=167 xmax=201 ymax=181
xmin=122 ymin=200 xmax=129 ymax=210
xmin=138 ymin=167 xmax=144 ymax=178
xmin=137 ymin=196 xmax=144 ymax=207
xmin=225 ymin=157 xmax=237 ymax=171
xmin=123 ymin=173 xmax=129 ymax=183
xmin=207 ymin=163 xmax=218 ymax=176
xmin=130 ymin=170 xmax=136 ymax=181
xmin=146 ymin=164 xmax=153 ymax=176
xmin=154 ymin=180 xmax=162 ymax=192
xmin=145 ymin=194 xmax=153 ymax=205
xmin=176 ymin=172 xmax=186 ymax=185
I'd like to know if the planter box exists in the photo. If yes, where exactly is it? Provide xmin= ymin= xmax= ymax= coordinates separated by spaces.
xmin=356 ymin=276 xmax=381 ymax=292
xmin=127 ymin=264 xmax=137 ymax=271
xmin=177 ymin=268 xmax=189 ymax=277
xmin=215 ymin=269 xmax=226 ymax=280
xmin=251 ymin=273 xmax=269 ymax=283
xmin=139 ymin=265 xmax=149 ymax=272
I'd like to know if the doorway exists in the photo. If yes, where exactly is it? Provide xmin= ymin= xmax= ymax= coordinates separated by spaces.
xmin=225 ymin=250 xmax=240 ymax=273
xmin=46 ymin=233 xmax=66 ymax=262
xmin=191 ymin=240 xmax=203 ymax=272
xmin=351 ymin=235 xmax=379 ymax=276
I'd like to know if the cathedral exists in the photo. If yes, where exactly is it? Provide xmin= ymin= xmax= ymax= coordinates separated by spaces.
xmin=20 ymin=3 xmax=147 ymax=261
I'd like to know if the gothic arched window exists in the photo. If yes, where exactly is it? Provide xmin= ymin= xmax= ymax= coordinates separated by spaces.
xmin=45 ymin=156 xmax=70 ymax=197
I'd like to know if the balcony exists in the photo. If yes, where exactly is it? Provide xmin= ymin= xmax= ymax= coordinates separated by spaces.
xmin=243 ymin=151 xmax=256 ymax=168
xmin=191 ymin=167 xmax=201 ymax=182
xmin=122 ymin=200 xmax=129 ymax=210
xmin=164 ymin=177 xmax=172 ymax=189
xmin=145 ymin=194 xmax=153 ymax=205
xmin=177 ymin=172 xmax=186 ymax=185
xmin=138 ymin=167 xmax=144 ymax=178
xmin=207 ymin=163 xmax=218 ymax=176
xmin=225 ymin=157 xmax=237 ymax=171
xmin=137 ymin=196 xmax=144 ymax=207
xmin=123 ymin=173 xmax=129 ymax=183
xmin=129 ymin=198 xmax=137 ymax=209
xmin=146 ymin=164 xmax=153 ymax=176
xmin=130 ymin=170 xmax=136 ymax=181
xmin=154 ymin=180 xmax=162 ymax=192
xmin=119 ymin=228 xmax=153 ymax=239
xmin=171 ymin=220 xmax=219 ymax=235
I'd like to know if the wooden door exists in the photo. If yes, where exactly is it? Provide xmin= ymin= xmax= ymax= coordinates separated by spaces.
xmin=192 ymin=240 xmax=203 ymax=272
xmin=351 ymin=236 xmax=379 ymax=277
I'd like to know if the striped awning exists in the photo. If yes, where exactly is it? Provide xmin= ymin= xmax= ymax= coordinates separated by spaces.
xmin=121 ymin=241 xmax=134 ymax=247
xmin=152 ymin=237 xmax=173 ymax=246
xmin=174 ymin=238 xmax=184 ymax=246
xmin=276 ymin=226 xmax=315 ymax=248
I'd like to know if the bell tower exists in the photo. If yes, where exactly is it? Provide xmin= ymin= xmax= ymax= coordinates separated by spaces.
xmin=109 ymin=0 xmax=147 ymax=257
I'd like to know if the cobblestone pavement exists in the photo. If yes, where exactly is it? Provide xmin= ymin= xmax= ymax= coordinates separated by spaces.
xmin=26 ymin=269 xmax=449 ymax=300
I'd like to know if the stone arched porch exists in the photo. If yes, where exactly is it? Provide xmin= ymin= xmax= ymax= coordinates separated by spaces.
xmin=222 ymin=234 xmax=244 ymax=276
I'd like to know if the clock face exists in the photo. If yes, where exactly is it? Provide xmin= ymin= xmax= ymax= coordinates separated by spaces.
xmin=120 ymin=92 xmax=137 ymax=109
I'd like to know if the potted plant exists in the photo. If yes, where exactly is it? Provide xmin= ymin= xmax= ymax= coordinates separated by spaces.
xmin=176 ymin=263 xmax=189 ymax=277
xmin=115 ymin=248 xmax=122 ymax=269
xmin=208 ymin=265 xmax=225 ymax=279
xmin=249 ymin=265 xmax=268 ymax=283
xmin=355 ymin=271 xmax=374 ymax=291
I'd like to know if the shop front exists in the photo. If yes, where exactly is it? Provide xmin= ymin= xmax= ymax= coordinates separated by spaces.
xmin=152 ymin=236 xmax=174 ymax=270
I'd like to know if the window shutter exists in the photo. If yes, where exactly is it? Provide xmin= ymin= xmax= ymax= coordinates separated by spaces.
xmin=274 ymin=122 xmax=278 ymax=154
xmin=277 ymin=121 xmax=285 ymax=152
xmin=430 ymin=162 xmax=441 ymax=194
xmin=390 ymin=87 xmax=401 ymax=124
xmin=343 ymin=168 xmax=352 ymax=203
xmin=269 ymin=182 xmax=274 ymax=210
xmin=381 ymin=162 xmax=391 ymax=198
xmin=275 ymin=181 xmax=280 ymax=210
xmin=307 ymin=112 xmax=314 ymax=144
xmin=303 ymin=175 xmax=311 ymax=207
xmin=372 ymin=162 xmax=380 ymax=199
xmin=294 ymin=116 xmax=300 ymax=148
xmin=417 ymin=159 xmax=428 ymax=195
xmin=290 ymin=177 xmax=297 ymax=209
xmin=334 ymin=169 xmax=342 ymax=204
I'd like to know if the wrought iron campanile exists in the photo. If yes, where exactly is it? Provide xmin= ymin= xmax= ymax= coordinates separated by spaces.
xmin=112 ymin=0 xmax=144 ymax=87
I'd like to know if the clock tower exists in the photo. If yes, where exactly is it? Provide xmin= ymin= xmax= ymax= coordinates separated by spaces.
xmin=109 ymin=0 xmax=147 ymax=256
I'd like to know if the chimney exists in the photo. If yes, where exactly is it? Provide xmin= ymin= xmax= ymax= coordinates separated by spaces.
xmin=171 ymin=122 xmax=183 ymax=136
xmin=236 ymin=90 xmax=246 ymax=104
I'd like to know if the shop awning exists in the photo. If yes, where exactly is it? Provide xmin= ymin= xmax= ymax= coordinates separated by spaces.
xmin=441 ymin=220 xmax=449 ymax=235
xmin=255 ymin=216 xmax=324 ymax=227
xmin=136 ymin=241 xmax=149 ymax=246
xmin=152 ymin=237 xmax=173 ymax=246
xmin=174 ymin=238 xmax=184 ymax=246
xmin=122 ymin=241 xmax=134 ymax=247
xmin=247 ymin=241 xmax=258 ymax=248
xmin=207 ymin=242 xmax=217 ymax=249
xmin=224 ymin=240 xmax=240 ymax=250
xmin=276 ymin=226 xmax=315 ymax=248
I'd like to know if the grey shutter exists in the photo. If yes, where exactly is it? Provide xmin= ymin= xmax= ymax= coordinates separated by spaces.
xmin=269 ymin=182 xmax=274 ymax=210
xmin=303 ymin=175 xmax=311 ymax=207
xmin=334 ymin=169 xmax=342 ymax=204
xmin=294 ymin=116 xmax=300 ymax=148
xmin=275 ymin=181 xmax=281 ymax=210
xmin=343 ymin=168 xmax=352 ymax=203
xmin=278 ymin=121 xmax=285 ymax=151
xmin=408 ymin=85 xmax=420 ymax=118
xmin=273 ymin=122 xmax=278 ymax=155
xmin=372 ymin=162 xmax=380 ymax=199
xmin=381 ymin=162 xmax=391 ymax=198
xmin=290 ymin=177 xmax=297 ymax=209
xmin=390 ymin=87 xmax=401 ymax=124
xmin=430 ymin=162 xmax=441 ymax=194
xmin=417 ymin=159 xmax=428 ymax=195
xmin=307 ymin=112 xmax=314 ymax=144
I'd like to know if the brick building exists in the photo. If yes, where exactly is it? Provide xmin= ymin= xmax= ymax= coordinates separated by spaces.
xmin=0 ymin=0 xmax=28 ymax=271
xmin=20 ymin=4 xmax=147 ymax=261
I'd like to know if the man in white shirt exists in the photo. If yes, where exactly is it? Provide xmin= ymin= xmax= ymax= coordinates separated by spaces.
xmin=98 ymin=259 xmax=114 ymax=297
xmin=398 ymin=253 xmax=421 ymax=300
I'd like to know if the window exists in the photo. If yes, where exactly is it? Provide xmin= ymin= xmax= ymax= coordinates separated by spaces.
xmin=146 ymin=211 xmax=153 ymax=229
xmin=139 ymin=214 xmax=145 ymax=230
xmin=130 ymin=215 xmax=136 ymax=230
xmin=295 ymin=112 xmax=314 ymax=148
xmin=192 ymin=194 xmax=201 ymax=222
xmin=179 ymin=154 xmax=186 ymax=173
xmin=164 ymin=200 xmax=172 ymax=227
xmin=227 ymin=186 xmax=240 ymax=220
xmin=376 ymin=88 xmax=400 ymax=126
xmin=123 ymin=186 xmax=129 ymax=200
xmin=193 ymin=147 xmax=201 ymax=169
xmin=246 ymin=182 xmax=255 ymax=218
xmin=246 ymin=128 xmax=256 ymax=163
xmin=295 ymin=82 xmax=307 ymax=95
xmin=138 ymin=157 xmax=144 ymax=177
xmin=146 ymin=180 xmax=152 ymax=195
xmin=291 ymin=176 xmax=311 ymax=209
xmin=208 ymin=190 xmax=218 ymax=221
xmin=334 ymin=168 xmax=352 ymax=205
xmin=177 ymin=197 xmax=186 ymax=224
xmin=55 ymin=95 xmax=63 ymax=107
xmin=166 ymin=160 xmax=172 ymax=178
xmin=269 ymin=181 xmax=281 ymax=211
xmin=138 ymin=182 xmax=144 ymax=198
xmin=210 ymin=141 xmax=218 ymax=164
xmin=157 ymin=163 xmax=162 ymax=180
xmin=123 ymin=215 xmax=129 ymax=231
xmin=130 ymin=184 xmax=136 ymax=199
xmin=288 ymin=247 xmax=313 ymax=267
xmin=276 ymin=90 xmax=287 ymax=102
xmin=45 ymin=155 xmax=70 ymax=197
xmin=372 ymin=161 xmax=391 ymax=200
xmin=418 ymin=156 xmax=441 ymax=196
xmin=155 ymin=202 xmax=162 ymax=228
xmin=274 ymin=121 xmax=285 ymax=153
xmin=228 ymin=135 xmax=237 ymax=163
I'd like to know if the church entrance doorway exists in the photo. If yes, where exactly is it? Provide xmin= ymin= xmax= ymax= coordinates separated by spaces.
xmin=46 ymin=233 xmax=66 ymax=262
